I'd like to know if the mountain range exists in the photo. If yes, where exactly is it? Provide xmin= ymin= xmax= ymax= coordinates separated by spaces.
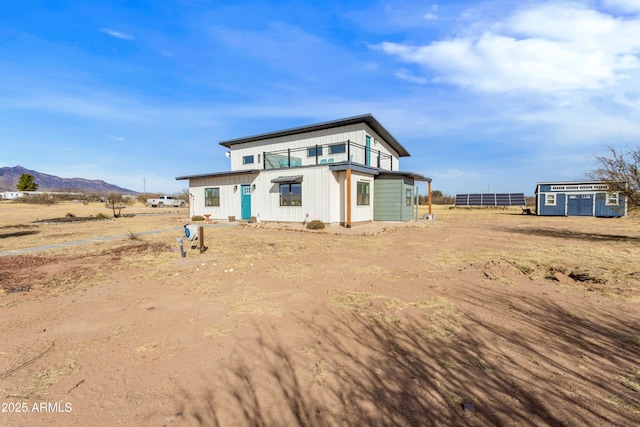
xmin=0 ymin=166 xmax=137 ymax=194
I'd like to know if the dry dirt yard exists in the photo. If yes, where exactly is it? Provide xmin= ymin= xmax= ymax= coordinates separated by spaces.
xmin=1 ymin=201 xmax=639 ymax=426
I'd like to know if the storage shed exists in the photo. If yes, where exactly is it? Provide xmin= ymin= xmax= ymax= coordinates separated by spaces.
xmin=535 ymin=181 xmax=627 ymax=217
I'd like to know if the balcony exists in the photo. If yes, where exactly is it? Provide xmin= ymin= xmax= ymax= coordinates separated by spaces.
xmin=262 ymin=140 xmax=394 ymax=170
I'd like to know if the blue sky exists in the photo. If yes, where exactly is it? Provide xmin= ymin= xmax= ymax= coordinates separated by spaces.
xmin=2 ymin=0 xmax=639 ymax=195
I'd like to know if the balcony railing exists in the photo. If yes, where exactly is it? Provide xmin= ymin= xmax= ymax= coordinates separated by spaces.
xmin=263 ymin=140 xmax=393 ymax=170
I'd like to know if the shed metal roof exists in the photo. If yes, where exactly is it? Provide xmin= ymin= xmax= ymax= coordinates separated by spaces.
xmin=219 ymin=114 xmax=411 ymax=157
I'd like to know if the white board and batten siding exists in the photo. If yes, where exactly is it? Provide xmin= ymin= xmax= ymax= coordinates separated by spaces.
xmin=229 ymin=123 xmax=400 ymax=172
xmin=350 ymin=171 xmax=374 ymax=223
xmin=189 ymin=173 xmax=257 ymax=220
xmin=189 ymin=167 xmax=375 ymax=225
xmin=255 ymin=167 xmax=342 ymax=224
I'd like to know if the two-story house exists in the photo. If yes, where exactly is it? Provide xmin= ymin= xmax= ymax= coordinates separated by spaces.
xmin=176 ymin=114 xmax=431 ymax=226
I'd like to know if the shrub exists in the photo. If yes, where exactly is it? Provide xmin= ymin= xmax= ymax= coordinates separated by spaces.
xmin=306 ymin=220 xmax=325 ymax=230
xmin=95 ymin=213 xmax=109 ymax=220
xmin=191 ymin=215 xmax=205 ymax=221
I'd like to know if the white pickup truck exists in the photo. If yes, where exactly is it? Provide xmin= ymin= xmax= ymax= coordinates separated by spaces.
xmin=146 ymin=195 xmax=185 ymax=208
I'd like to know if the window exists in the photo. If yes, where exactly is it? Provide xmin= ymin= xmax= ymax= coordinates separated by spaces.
xmin=280 ymin=183 xmax=302 ymax=206
xmin=545 ymin=194 xmax=556 ymax=206
xmin=406 ymin=188 xmax=412 ymax=206
xmin=606 ymin=192 xmax=619 ymax=206
xmin=329 ymin=143 xmax=346 ymax=154
xmin=243 ymin=155 xmax=254 ymax=164
xmin=205 ymin=187 xmax=220 ymax=207
xmin=357 ymin=181 xmax=370 ymax=205
xmin=307 ymin=146 xmax=323 ymax=157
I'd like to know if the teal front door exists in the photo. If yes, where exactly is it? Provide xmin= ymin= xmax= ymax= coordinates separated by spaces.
xmin=241 ymin=185 xmax=251 ymax=219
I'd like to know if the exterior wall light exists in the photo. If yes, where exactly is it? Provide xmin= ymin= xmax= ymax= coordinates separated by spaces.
xmin=252 ymin=184 xmax=256 ymax=192
xmin=233 ymin=185 xmax=238 ymax=192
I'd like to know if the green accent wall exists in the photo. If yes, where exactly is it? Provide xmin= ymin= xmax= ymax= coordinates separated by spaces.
xmin=373 ymin=176 xmax=414 ymax=221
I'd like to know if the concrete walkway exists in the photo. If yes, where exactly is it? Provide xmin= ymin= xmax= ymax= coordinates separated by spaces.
xmin=0 ymin=222 xmax=237 ymax=257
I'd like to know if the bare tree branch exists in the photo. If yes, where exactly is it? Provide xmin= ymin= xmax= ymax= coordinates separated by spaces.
xmin=589 ymin=146 xmax=640 ymax=211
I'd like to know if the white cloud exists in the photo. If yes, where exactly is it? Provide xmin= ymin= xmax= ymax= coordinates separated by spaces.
xmin=603 ymin=0 xmax=640 ymax=13
xmin=378 ymin=2 xmax=640 ymax=93
xmin=395 ymin=69 xmax=428 ymax=84
xmin=100 ymin=28 xmax=134 ymax=40
xmin=423 ymin=13 xmax=438 ymax=20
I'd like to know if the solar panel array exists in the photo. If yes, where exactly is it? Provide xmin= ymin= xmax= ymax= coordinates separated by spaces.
xmin=454 ymin=193 xmax=526 ymax=207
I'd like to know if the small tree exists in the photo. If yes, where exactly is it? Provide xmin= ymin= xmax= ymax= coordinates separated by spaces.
xmin=105 ymin=192 xmax=125 ymax=217
xmin=16 ymin=173 xmax=39 ymax=191
xmin=590 ymin=145 xmax=640 ymax=211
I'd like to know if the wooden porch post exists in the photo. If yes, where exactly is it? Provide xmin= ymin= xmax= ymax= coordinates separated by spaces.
xmin=428 ymin=180 xmax=432 ymax=215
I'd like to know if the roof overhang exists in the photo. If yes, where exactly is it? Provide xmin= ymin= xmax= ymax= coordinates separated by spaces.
xmin=271 ymin=175 xmax=303 ymax=184
xmin=175 ymin=169 xmax=260 ymax=181
xmin=328 ymin=163 xmax=379 ymax=175
xmin=219 ymin=114 xmax=411 ymax=157
xmin=377 ymin=170 xmax=432 ymax=182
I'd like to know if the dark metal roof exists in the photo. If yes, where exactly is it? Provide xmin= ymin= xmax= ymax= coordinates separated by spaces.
xmin=219 ymin=114 xmax=411 ymax=157
xmin=328 ymin=163 xmax=379 ymax=175
xmin=328 ymin=164 xmax=431 ymax=182
xmin=271 ymin=175 xmax=303 ymax=183
xmin=175 ymin=169 xmax=260 ymax=181
xmin=377 ymin=170 xmax=431 ymax=182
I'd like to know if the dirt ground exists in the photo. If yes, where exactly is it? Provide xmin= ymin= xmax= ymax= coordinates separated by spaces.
xmin=1 ymin=201 xmax=639 ymax=426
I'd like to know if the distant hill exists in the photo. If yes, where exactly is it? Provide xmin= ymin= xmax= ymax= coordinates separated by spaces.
xmin=0 ymin=166 xmax=137 ymax=194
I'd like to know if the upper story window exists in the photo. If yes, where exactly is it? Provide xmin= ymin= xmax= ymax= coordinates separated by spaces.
xmin=307 ymin=147 xmax=323 ymax=157
xmin=329 ymin=143 xmax=346 ymax=154
xmin=243 ymin=155 xmax=254 ymax=164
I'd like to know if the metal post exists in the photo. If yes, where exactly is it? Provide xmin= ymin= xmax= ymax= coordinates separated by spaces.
xmin=346 ymin=168 xmax=352 ymax=228
xmin=415 ymin=185 xmax=419 ymax=222
xmin=287 ymin=148 xmax=291 ymax=167
xmin=176 ymin=238 xmax=185 ymax=258
xmin=315 ymin=144 xmax=319 ymax=165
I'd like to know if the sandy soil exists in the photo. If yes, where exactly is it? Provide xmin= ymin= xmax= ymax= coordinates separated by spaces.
xmin=1 ymin=202 xmax=639 ymax=426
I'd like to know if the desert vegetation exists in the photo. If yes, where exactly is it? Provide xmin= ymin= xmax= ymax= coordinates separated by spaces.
xmin=0 ymin=202 xmax=638 ymax=426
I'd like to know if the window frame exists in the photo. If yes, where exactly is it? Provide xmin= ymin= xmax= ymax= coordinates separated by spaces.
xmin=243 ymin=155 xmax=254 ymax=165
xmin=279 ymin=183 xmax=302 ymax=207
xmin=357 ymin=181 xmax=370 ymax=205
xmin=307 ymin=147 xmax=323 ymax=157
xmin=329 ymin=143 xmax=346 ymax=155
xmin=545 ymin=193 xmax=556 ymax=206
xmin=204 ymin=187 xmax=220 ymax=207
xmin=605 ymin=192 xmax=619 ymax=206
xmin=406 ymin=188 xmax=412 ymax=206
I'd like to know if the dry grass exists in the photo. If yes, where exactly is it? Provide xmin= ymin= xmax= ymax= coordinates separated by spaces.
xmin=2 ymin=203 xmax=640 ymax=426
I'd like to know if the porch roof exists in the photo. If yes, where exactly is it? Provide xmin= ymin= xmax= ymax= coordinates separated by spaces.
xmin=175 ymin=169 xmax=260 ymax=181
